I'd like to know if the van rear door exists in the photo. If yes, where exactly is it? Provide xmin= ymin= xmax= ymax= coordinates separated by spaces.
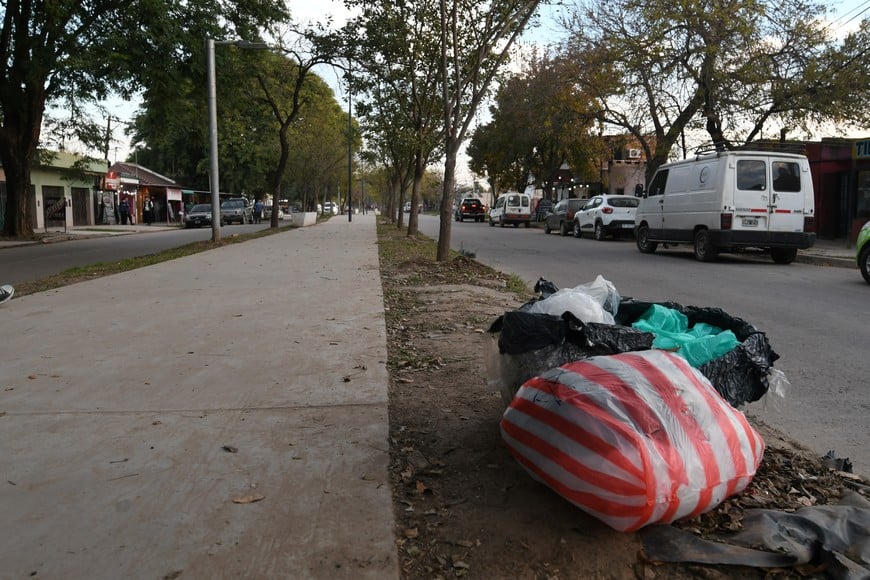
xmin=732 ymin=155 xmax=809 ymax=235
xmin=769 ymin=158 xmax=809 ymax=233
xmin=732 ymin=157 xmax=775 ymax=234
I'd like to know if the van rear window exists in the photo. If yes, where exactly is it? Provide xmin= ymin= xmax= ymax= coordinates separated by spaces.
xmin=773 ymin=161 xmax=801 ymax=192
xmin=737 ymin=160 xmax=766 ymax=191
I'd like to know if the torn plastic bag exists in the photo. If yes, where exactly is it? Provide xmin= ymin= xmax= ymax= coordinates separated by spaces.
xmin=641 ymin=491 xmax=870 ymax=577
xmin=616 ymin=299 xmax=779 ymax=407
xmin=501 ymin=350 xmax=765 ymax=532
xmin=524 ymin=275 xmax=620 ymax=324
xmin=486 ymin=310 xmax=653 ymax=406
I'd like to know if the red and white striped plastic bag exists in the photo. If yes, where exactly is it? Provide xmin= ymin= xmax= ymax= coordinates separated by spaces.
xmin=500 ymin=350 xmax=764 ymax=532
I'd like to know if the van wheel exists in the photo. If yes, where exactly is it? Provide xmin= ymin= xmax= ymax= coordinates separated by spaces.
xmin=500 ymin=216 xmax=506 ymax=227
xmin=572 ymin=221 xmax=582 ymax=238
xmin=544 ymin=223 xmax=551 ymax=234
xmin=693 ymin=229 xmax=718 ymax=262
xmin=594 ymin=222 xmax=605 ymax=241
xmin=489 ymin=217 xmax=495 ymax=227
xmin=771 ymin=248 xmax=798 ymax=264
xmin=559 ymin=221 xmax=568 ymax=236
xmin=860 ymin=246 xmax=870 ymax=284
xmin=636 ymin=225 xmax=657 ymax=254
xmin=524 ymin=221 xmax=530 ymax=228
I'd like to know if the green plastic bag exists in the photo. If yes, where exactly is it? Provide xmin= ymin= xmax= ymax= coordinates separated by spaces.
xmin=632 ymin=305 xmax=739 ymax=367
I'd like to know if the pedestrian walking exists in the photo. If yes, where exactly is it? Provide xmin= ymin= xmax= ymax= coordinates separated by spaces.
xmin=254 ymin=199 xmax=264 ymax=224
xmin=0 ymin=284 xmax=14 ymax=305
xmin=119 ymin=199 xmax=130 ymax=225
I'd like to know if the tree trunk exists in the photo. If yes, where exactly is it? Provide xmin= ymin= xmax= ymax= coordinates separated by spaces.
xmin=406 ymin=149 xmax=426 ymax=237
xmin=436 ymin=142 xmax=459 ymax=262
xmin=0 ymin=93 xmax=44 ymax=238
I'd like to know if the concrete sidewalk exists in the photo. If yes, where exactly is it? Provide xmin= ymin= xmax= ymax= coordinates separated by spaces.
xmin=0 ymin=214 xmax=399 ymax=578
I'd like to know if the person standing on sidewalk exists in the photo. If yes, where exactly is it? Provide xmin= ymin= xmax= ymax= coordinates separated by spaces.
xmin=144 ymin=197 xmax=154 ymax=225
xmin=0 ymin=284 xmax=13 ymax=305
xmin=254 ymin=199 xmax=264 ymax=224
xmin=119 ymin=199 xmax=130 ymax=225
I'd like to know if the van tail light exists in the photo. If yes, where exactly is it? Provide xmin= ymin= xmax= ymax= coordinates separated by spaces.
xmin=602 ymin=207 xmax=613 ymax=214
xmin=720 ymin=213 xmax=733 ymax=230
xmin=803 ymin=216 xmax=816 ymax=232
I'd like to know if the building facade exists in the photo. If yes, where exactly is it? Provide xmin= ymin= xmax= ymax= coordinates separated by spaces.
xmin=804 ymin=137 xmax=870 ymax=244
xmin=0 ymin=151 xmax=107 ymax=231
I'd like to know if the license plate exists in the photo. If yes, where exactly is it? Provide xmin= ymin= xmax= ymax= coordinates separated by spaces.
xmin=621 ymin=223 xmax=633 ymax=228
xmin=742 ymin=217 xmax=758 ymax=227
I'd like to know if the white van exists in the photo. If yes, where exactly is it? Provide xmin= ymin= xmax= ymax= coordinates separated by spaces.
xmin=489 ymin=192 xmax=532 ymax=228
xmin=635 ymin=148 xmax=816 ymax=263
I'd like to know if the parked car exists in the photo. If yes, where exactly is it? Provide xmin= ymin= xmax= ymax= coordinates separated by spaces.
xmin=534 ymin=198 xmax=554 ymax=222
xmin=184 ymin=203 xmax=222 ymax=228
xmin=322 ymin=201 xmax=339 ymax=215
xmin=573 ymin=194 xmax=640 ymax=240
xmin=635 ymin=149 xmax=816 ymax=263
xmin=858 ymin=220 xmax=870 ymax=284
xmin=544 ymin=198 xmax=585 ymax=236
xmin=220 ymin=198 xmax=253 ymax=225
xmin=489 ymin=192 xmax=532 ymax=227
xmin=264 ymin=203 xmax=284 ymax=220
xmin=455 ymin=197 xmax=487 ymax=222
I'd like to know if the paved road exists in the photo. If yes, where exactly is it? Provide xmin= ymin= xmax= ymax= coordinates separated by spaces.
xmin=420 ymin=215 xmax=869 ymax=477
xmin=0 ymin=223 xmax=274 ymax=285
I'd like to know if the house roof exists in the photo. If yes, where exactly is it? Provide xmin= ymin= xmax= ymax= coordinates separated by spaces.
xmin=109 ymin=162 xmax=178 ymax=187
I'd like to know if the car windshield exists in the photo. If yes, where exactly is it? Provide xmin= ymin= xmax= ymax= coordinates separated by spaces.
xmin=609 ymin=198 xmax=639 ymax=208
xmin=221 ymin=200 xmax=244 ymax=208
xmin=190 ymin=204 xmax=211 ymax=212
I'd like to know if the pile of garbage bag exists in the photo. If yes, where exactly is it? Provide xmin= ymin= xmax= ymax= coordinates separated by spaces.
xmin=487 ymin=276 xmax=779 ymax=408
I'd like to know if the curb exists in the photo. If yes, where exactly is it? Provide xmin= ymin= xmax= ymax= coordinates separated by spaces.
xmin=795 ymin=253 xmax=854 ymax=269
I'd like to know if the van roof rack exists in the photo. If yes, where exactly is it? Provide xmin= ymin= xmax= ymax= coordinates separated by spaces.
xmin=693 ymin=141 xmax=806 ymax=156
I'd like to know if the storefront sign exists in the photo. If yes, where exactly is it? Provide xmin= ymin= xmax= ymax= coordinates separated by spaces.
xmin=105 ymin=171 xmax=121 ymax=190
xmin=855 ymin=140 xmax=870 ymax=159
xmin=45 ymin=196 xmax=66 ymax=220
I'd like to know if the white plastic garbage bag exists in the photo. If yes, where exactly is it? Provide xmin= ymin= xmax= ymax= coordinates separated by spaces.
xmin=524 ymin=275 xmax=619 ymax=324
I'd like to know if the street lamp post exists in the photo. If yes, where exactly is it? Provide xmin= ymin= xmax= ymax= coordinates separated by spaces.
xmin=206 ymin=38 xmax=268 ymax=242
xmin=346 ymin=67 xmax=353 ymax=223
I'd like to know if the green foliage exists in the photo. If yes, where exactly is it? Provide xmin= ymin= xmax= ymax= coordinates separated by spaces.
xmin=468 ymin=52 xmax=601 ymax=196
xmin=561 ymin=0 xmax=870 ymax=177
xmin=0 ymin=0 xmax=288 ymax=236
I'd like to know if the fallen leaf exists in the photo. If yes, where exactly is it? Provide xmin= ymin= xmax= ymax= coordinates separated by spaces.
xmin=232 ymin=493 xmax=265 ymax=504
xmin=403 ymin=527 xmax=419 ymax=538
xmin=222 ymin=445 xmax=238 ymax=453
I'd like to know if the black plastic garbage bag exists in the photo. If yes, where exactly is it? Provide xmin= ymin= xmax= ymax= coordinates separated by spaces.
xmin=487 ymin=279 xmax=778 ymax=408
xmin=486 ymin=310 xmax=655 ymax=406
xmin=616 ymin=299 xmax=779 ymax=407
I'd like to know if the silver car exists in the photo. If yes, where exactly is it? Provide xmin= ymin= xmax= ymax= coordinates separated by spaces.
xmin=220 ymin=198 xmax=253 ymax=225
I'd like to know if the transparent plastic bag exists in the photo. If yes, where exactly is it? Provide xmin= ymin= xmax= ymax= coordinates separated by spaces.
xmin=524 ymin=276 xmax=620 ymax=324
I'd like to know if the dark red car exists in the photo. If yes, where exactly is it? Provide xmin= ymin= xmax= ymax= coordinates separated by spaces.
xmin=454 ymin=198 xmax=487 ymax=222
